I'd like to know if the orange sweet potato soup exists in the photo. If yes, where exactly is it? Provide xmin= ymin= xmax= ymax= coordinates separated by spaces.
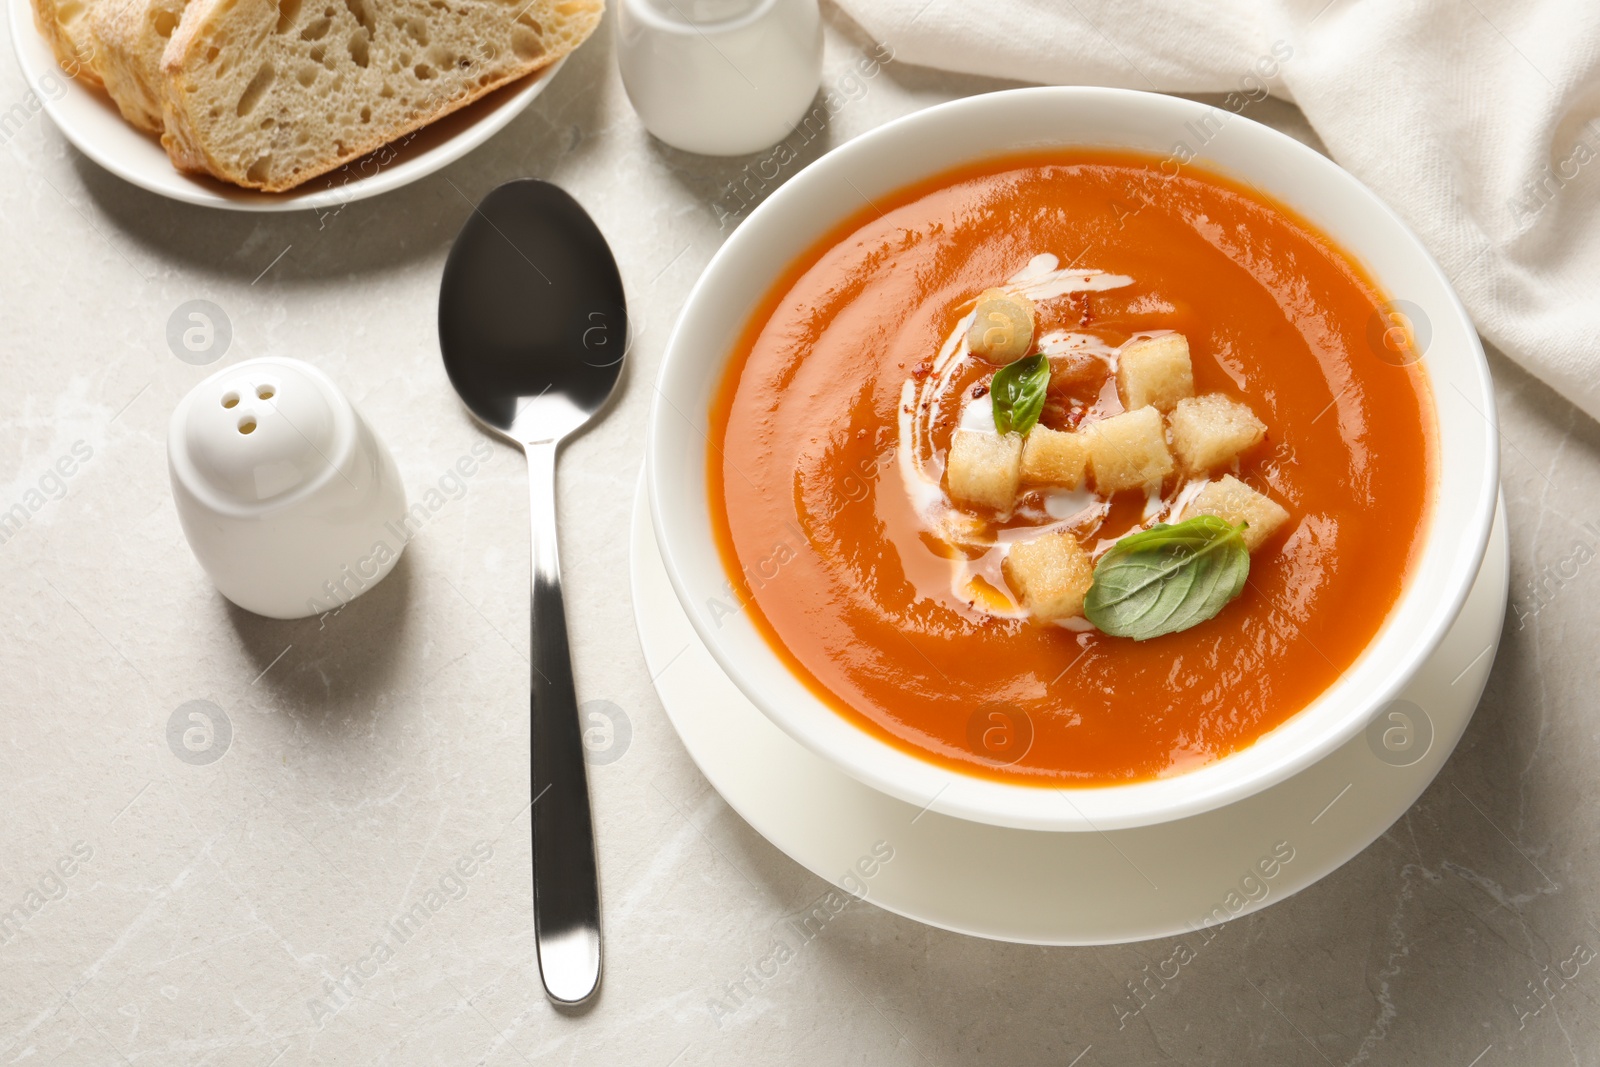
xmin=709 ymin=149 xmax=1435 ymax=786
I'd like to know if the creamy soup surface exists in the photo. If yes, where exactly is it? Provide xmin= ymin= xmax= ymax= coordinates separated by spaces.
xmin=709 ymin=150 xmax=1435 ymax=785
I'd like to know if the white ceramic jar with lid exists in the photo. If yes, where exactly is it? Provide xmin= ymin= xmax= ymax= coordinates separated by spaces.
xmin=618 ymin=0 xmax=824 ymax=156
xmin=168 ymin=356 xmax=406 ymax=619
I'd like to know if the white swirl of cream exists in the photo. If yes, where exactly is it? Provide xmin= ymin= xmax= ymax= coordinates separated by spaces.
xmin=893 ymin=254 xmax=1213 ymax=622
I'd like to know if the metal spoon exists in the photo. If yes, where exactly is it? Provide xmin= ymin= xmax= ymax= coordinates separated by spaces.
xmin=438 ymin=179 xmax=627 ymax=1006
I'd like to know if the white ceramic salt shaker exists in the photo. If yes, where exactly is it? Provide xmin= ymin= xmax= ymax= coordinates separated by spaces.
xmin=617 ymin=0 xmax=823 ymax=156
xmin=168 ymin=356 xmax=407 ymax=620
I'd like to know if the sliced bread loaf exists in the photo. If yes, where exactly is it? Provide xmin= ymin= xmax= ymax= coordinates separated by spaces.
xmin=88 ymin=0 xmax=190 ymax=131
xmin=30 ymin=0 xmax=106 ymax=87
xmin=159 ymin=0 xmax=602 ymax=191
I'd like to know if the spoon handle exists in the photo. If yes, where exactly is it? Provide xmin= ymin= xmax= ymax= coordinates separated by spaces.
xmin=523 ymin=440 xmax=602 ymax=1005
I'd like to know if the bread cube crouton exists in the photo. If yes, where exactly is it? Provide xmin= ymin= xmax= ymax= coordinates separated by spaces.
xmin=1083 ymin=406 xmax=1175 ymax=493
xmin=1169 ymin=393 xmax=1267 ymax=472
xmin=1184 ymin=474 xmax=1290 ymax=551
xmin=947 ymin=430 xmax=1023 ymax=512
xmin=1003 ymin=531 xmax=1095 ymax=621
xmin=967 ymin=289 xmax=1036 ymax=365
xmin=1116 ymin=334 xmax=1195 ymax=413
xmin=1019 ymin=425 xmax=1088 ymax=488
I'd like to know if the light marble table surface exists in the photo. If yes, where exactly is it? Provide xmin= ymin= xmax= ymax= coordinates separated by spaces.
xmin=4 ymin=7 xmax=1600 ymax=1066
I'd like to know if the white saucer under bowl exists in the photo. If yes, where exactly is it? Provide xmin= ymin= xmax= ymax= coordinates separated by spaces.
xmin=631 ymin=475 xmax=1507 ymax=945
xmin=8 ymin=0 xmax=565 ymax=212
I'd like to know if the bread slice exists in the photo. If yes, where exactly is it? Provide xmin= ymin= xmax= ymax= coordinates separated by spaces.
xmin=30 ymin=0 xmax=106 ymax=87
xmin=159 ymin=0 xmax=602 ymax=191
xmin=88 ymin=0 xmax=190 ymax=131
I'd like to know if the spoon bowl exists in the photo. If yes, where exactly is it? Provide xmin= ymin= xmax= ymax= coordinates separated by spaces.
xmin=441 ymin=180 xmax=628 ymax=444
xmin=439 ymin=179 xmax=627 ymax=1006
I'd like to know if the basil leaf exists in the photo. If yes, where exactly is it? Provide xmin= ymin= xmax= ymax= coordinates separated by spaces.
xmin=1083 ymin=516 xmax=1250 ymax=641
xmin=991 ymin=353 xmax=1050 ymax=435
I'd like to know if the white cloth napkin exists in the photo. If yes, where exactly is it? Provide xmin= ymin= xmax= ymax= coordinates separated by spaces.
xmin=835 ymin=0 xmax=1600 ymax=424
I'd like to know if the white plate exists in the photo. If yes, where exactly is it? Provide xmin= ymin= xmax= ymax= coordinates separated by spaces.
xmin=631 ymin=475 xmax=1508 ymax=945
xmin=8 ymin=0 xmax=565 ymax=212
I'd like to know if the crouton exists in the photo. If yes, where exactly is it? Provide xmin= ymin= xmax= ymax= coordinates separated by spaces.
xmin=947 ymin=430 xmax=1023 ymax=511
xmin=1169 ymin=393 xmax=1267 ymax=472
xmin=1116 ymin=334 xmax=1195 ymax=412
xmin=1083 ymin=406 xmax=1174 ymax=493
xmin=1020 ymin=425 xmax=1089 ymax=488
xmin=1003 ymin=531 xmax=1095 ymax=621
xmin=967 ymin=289 xmax=1036 ymax=365
xmin=1184 ymin=474 xmax=1290 ymax=551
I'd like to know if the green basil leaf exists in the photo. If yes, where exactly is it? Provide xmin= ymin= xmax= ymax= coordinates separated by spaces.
xmin=991 ymin=353 xmax=1050 ymax=435
xmin=1083 ymin=515 xmax=1251 ymax=641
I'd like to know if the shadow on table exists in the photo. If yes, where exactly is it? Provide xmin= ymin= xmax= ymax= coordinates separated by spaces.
xmin=639 ymin=88 xmax=840 ymax=236
xmin=222 ymin=549 xmax=414 ymax=730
